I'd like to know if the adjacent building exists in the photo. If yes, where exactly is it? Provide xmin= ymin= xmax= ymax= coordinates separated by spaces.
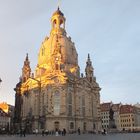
xmin=100 ymin=102 xmax=112 ymax=129
xmin=120 ymin=105 xmax=140 ymax=131
xmin=101 ymin=102 xmax=140 ymax=132
xmin=134 ymin=104 xmax=140 ymax=129
xmin=119 ymin=105 xmax=135 ymax=131
xmin=0 ymin=102 xmax=14 ymax=133
xmin=14 ymin=8 xmax=101 ymax=133
xmin=0 ymin=108 xmax=10 ymax=132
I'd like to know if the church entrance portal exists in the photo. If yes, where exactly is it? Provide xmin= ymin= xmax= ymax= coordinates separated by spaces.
xmin=54 ymin=121 xmax=60 ymax=131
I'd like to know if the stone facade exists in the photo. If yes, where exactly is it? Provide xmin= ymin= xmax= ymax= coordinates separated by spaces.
xmin=14 ymin=8 xmax=101 ymax=133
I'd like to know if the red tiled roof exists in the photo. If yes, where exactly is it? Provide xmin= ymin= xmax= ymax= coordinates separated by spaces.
xmin=120 ymin=105 xmax=134 ymax=114
xmin=100 ymin=102 xmax=112 ymax=112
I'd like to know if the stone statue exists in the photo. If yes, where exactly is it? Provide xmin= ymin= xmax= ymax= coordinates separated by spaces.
xmin=109 ymin=108 xmax=114 ymax=120
xmin=109 ymin=107 xmax=116 ymax=130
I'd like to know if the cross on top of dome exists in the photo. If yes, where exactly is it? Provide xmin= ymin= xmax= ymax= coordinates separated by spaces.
xmin=52 ymin=7 xmax=64 ymax=17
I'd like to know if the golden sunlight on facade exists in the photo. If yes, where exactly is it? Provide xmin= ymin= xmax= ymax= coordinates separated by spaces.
xmin=14 ymin=8 xmax=101 ymax=133
xmin=0 ymin=102 xmax=9 ymax=113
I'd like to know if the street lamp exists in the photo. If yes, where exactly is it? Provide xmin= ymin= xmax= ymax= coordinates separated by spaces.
xmin=0 ymin=78 xmax=2 ymax=84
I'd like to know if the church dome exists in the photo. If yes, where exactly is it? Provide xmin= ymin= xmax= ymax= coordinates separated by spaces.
xmin=36 ymin=8 xmax=79 ymax=77
xmin=38 ymin=35 xmax=78 ymax=65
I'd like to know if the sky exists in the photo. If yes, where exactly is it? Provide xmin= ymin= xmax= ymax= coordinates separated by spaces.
xmin=0 ymin=0 xmax=140 ymax=105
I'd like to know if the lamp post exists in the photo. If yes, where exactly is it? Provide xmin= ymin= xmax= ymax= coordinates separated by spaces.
xmin=0 ymin=78 xmax=2 ymax=84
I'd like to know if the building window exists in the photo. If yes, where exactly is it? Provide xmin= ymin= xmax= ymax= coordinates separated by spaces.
xmin=70 ymin=122 xmax=74 ymax=129
xmin=55 ymin=64 xmax=59 ymax=70
xmin=93 ymin=123 xmax=96 ymax=129
xmin=68 ymin=105 xmax=72 ymax=116
xmin=54 ymin=91 xmax=60 ymax=116
xmin=68 ymin=93 xmax=72 ymax=104
xmin=82 ymin=95 xmax=85 ymax=117
xmin=83 ymin=122 xmax=86 ymax=131
xmin=68 ymin=93 xmax=72 ymax=116
xmin=42 ymin=48 xmax=45 ymax=56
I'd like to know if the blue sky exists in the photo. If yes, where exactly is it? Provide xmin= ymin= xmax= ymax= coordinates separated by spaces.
xmin=0 ymin=0 xmax=140 ymax=105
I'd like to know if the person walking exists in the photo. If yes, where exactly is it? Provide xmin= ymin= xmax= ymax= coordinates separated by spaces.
xmin=23 ymin=128 xmax=26 ymax=137
xmin=35 ymin=129 xmax=38 ymax=136
xmin=78 ymin=127 xmax=81 ymax=135
xmin=62 ymin=128 xmax=66 ymax=136
xmin=42 ymin=129 xmax=45 ymax=136
xmin=20 ymin=129 xmax=23 ymax=137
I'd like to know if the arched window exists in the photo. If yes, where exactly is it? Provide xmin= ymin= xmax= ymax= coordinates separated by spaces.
xmin=55 ymin=64 xmax=59 ymax=70
xmin=68 ymin=93 xmax=72 ymax=104
xmin=83 ymin=122 xmax=86 ymax=131
xmin=82 ymin=95 xmax=85 ymax=116
xmin=53 ymin=19 xmax=57 ymax=28
xmin=70 ymin=122 xmax=74 ymax=129
xmin=23 ymin=77 xmax=26 ymax=82
xmin=60 ymin=19 xmax=64 ymax=28
xmin=68 ymin=93 xmax=72 ymax=116
xmin=42 ymin=47 xmax=45 ymax=56
xmin=54 ymin=91 xmax=60 ymax=115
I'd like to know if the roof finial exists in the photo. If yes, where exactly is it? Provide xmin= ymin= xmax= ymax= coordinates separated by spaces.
xmin=88 ymin=53 xmax=90 ymax=60
xmin=26 ymin=53 xmax=29 ymax=61
xmin=57 ymin=0 xmax=61 ymax=10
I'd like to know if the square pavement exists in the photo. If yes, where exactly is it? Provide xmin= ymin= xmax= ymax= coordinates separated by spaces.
xmin=0 ymin=133 xmax=140 ymax=140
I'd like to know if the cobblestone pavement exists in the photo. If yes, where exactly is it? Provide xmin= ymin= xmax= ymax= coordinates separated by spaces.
xmin=0 ymin=133 xmax=140 ymax=140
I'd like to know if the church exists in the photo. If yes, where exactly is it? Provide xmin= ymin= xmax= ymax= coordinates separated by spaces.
xmin=14 ymin=8 xmax=101 ymax=133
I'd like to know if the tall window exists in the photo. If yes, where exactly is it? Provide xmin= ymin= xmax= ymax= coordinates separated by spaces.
xmin=82 ymin=95 xmax=85 ymax=117
xmin=55 ymin=64 xmax=59 ymax=70
xmin=42 ymin=48 xmax=44 ymax=56
xmin=83 ymin=122 xmax=86 ymax=131
xmin=70 ymin=122 xmax=74 ymax=129
xmin=54 ymin=91 xmax=60 ymax=115
xmin=68 ymin=93 xmax=72 ymax=116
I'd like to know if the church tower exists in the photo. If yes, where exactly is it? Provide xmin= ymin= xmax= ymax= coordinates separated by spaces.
xmin=51 ymin=7 xmax=66 ymax=33
xmin=85 ymin=54 xmax=94 ymax=82
xmin=22 ymin=54 xmax=31 ymax=82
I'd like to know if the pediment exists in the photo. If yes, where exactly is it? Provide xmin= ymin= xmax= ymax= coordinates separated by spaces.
xmin=21 ymin=78 xmax=40 ymax=90
xmin=76 ymin=77 xmax=100 ymax=89
xmin=49 ymin=74 xmax=68 ymax=84
xmin=76 ymin=78 xmax=91 ymax=87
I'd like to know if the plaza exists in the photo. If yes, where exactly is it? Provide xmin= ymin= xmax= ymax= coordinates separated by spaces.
xmin=0 ymin=133 xmax=140 ymax=140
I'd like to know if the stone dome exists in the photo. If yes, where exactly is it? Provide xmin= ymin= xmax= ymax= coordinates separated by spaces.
xmin=36 ymin=8 xmax=79 ymax=77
